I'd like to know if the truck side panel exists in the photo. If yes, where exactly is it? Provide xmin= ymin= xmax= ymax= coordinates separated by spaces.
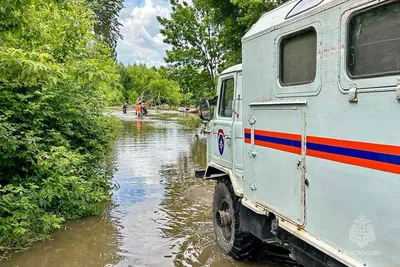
xmin=242 ymin=1 xmax=400 ymax=266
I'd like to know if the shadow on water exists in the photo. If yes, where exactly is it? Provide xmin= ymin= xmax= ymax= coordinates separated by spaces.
xmin=0 ymin=111 xmax=297 ymax=267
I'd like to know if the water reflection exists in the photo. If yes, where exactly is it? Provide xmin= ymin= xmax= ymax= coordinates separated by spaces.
xmin=0 ymin=112 xmax=293 ymax=267
xmin=0 ymin=208 xmax=120 ymax=267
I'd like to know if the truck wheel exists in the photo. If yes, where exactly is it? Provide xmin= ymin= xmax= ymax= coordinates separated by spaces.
xmin=213 ymin=179 xmax=259 ymax=260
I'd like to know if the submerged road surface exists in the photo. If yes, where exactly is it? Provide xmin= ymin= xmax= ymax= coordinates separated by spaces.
xmin=0 ymin=111 xmax=295 ymax=267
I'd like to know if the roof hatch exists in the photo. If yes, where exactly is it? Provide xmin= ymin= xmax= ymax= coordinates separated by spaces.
xmin=286 ymin=0 xmax=324 ymax=19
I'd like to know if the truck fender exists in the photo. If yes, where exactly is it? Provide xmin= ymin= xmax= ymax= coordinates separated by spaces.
xmin=204 ymin=162 xmax=244 ymax=197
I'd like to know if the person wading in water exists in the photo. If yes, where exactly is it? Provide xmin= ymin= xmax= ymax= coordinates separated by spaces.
xmin=136 ymin=102 xmax=142 ymax=118
xmin=122 ymin=103 xmax=128 ymax=114
xmin=141 ymin=103 xmax=148 ymax=115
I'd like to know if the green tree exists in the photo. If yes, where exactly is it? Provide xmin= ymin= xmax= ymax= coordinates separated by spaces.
xmin=0 ymin=0 xmax=121 ymax=249
xmin=202 ymin=0 xmax=288 ymax=66
xmin=196 ymin=0 xmax=245 ymax=66
xmin=158 ymin=0 xmax=287 ymax=103
xmin=85 ymin=0 xmax=124 ymax=57
xmin=163 ymin=65 xmax=214 ymax=105
xmin=119 ymin=64 xmax=183 ymax=106
xmin=149 ymin=78 xmax=182 ymax=106
xmin=157 ymin=0 xmax=223 ymax=92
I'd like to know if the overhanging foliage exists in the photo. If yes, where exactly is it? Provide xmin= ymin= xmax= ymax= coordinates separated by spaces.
xmin=0 ymin=0 xmax=121 ymax=249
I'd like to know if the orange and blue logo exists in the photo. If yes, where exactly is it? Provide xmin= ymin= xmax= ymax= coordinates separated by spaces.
xmin=218 ymin=129 xmax=225 ymax=156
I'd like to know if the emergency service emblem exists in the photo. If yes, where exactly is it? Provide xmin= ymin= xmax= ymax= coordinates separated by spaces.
xmin=218 ymin=129 xmax=225 ymax=156
xmin=349 ymin=214 xmax=375 ymax=248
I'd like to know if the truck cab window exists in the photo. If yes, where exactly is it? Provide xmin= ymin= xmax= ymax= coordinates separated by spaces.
xmin=219 ymin=78 xmax=234 ymax=117
xmin=280 ymin=28 xmax=317 ymax=86
xmin=348 ymin=2 xmax=400 ymax=78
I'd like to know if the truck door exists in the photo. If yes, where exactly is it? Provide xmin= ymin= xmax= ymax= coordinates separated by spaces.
xmin=249 ymin=102 xmax=307 ymax=226
xmin=211 ymin=75 xmax=235 ymax=169
xmin=232 ymin=74 xmax=244 ymax=186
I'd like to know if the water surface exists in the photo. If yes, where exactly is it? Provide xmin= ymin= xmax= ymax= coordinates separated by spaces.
xmin=0 ymin=111 xmax=294 ymax=267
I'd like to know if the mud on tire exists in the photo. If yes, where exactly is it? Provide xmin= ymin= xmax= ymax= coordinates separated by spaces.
xmin=212 ymin=178 xmax=260 ymax=260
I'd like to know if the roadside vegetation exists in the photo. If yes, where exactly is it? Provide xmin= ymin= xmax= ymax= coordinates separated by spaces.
xmin=119 ymin=63 xmax=184 ymax=107
xmin=177 ymin=115 xmax=203 ymax=130
xmin=0 ymin=0 xmax=122 ymax=251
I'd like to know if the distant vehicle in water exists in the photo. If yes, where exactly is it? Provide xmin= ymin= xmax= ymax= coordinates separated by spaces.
xmin=186 ymin=108 xmax=199 ymax=114
xmin=198 ymin=0 xmax=400 ymax=266
xmin=178 ymin=107 xmax=191 ymax=112
xmin=178 ymin=107 xmax=199 ymax=114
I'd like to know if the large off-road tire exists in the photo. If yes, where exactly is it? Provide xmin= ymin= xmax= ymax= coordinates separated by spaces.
xmin=213 ymin=179 xmax=259 ymax=260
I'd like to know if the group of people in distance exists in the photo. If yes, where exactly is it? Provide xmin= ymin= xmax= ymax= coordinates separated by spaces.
xmin=122 ymin=102 xmax=148 ymax=118
xmin=136 ymin=102 xmax=148 ymax=118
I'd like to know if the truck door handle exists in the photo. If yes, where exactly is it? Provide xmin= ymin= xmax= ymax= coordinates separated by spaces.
xmin=225 ymin=136 xmax=232 ymax=140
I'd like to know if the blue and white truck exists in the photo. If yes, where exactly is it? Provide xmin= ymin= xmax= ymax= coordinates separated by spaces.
xmin=198 ymin=0 xmax=400 ymax=266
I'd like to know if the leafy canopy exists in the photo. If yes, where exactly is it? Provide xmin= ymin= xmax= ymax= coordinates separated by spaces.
xmin=119 ymin=63 xmax=183 ymax=106
xmin=85 ymin=0 xmax=124 ymax=57
xmin=157 ymin=0 xmax=223 ymax=92
xmin=157 ymin=0 xmax=288 ymax=103
xmin=0 ymin=0 xmax=121 ymax=248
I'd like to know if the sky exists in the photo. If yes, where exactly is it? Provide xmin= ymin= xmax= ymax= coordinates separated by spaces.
xmin=116 ymin=0 xmax=172 ymax=67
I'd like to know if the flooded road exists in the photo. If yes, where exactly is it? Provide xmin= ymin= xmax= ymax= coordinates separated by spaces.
xmin=0 ymin=112 xmax=294 ymax=267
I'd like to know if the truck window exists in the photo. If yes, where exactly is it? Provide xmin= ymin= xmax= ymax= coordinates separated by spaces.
xmin=219 ymin=78 xmax=234 ymax=117
xmin=280 ymin=28 xmax=317 ymax=86
xmin=348 ymin=2 xmax=400 ymax=78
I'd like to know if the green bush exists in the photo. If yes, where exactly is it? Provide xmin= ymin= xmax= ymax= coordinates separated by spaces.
xmin=178 ymin=115 xmax=203 ymax=130
xmin=0 ymin=0 xmax=121 ymax=249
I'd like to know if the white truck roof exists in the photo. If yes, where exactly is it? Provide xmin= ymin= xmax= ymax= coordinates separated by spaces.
xmin=220 ymin=64 xmax=242 ymax=75
xmin=243 ymin=0 xmax=337 ymax=41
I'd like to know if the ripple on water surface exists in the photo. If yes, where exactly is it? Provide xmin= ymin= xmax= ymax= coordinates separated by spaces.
xmin=0 ymin=112 xmax=294 ymax=267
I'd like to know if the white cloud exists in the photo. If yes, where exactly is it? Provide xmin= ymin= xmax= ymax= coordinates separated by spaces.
xmin=117 ymin=0 xmax=172 ymax=67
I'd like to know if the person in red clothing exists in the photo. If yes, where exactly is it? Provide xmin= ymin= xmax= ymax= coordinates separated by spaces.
xmin=136 ymin=102 xmax=142 ymax=118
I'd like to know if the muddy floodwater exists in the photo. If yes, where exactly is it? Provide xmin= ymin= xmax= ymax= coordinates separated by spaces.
xmin=1 ymin=111 xmax=295 ymax=267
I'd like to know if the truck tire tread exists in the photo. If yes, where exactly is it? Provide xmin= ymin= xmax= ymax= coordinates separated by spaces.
xmin=214 ymin=178 xmax=260 ymax=260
